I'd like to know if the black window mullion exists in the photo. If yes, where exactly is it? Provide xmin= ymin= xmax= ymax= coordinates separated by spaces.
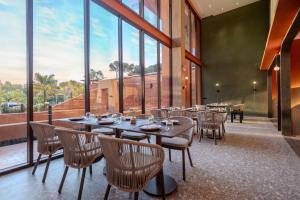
xmin=84 ymin=0 xmax=90 ymax=113
xmin=157 ymin=42 xmax=161 ymax=108
xmin=119 ymin=18 xmax=124 ymax=113
xmin=26 ymin=0 xmax=33 ymax=165
xmin=140 ymin=31 xmax=145 ymax=114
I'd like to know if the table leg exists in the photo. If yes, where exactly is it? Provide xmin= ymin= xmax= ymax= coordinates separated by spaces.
xmin=143 ymin=135 xmax=177 ymax=197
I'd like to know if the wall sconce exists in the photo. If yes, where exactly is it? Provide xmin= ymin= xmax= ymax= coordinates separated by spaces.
xmin=185 ymin=76 xmax=189 ymax=80
xmin=215 ymin=83 xmax=220 ymax=93
xmin=252 ymin=81 xmax=257 ymax=92
xmin=274 ymin=66 xmax=280 ymax=71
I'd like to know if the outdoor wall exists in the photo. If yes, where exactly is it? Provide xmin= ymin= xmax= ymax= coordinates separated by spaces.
xmin=291 ymin=39 xmax=300 ymax=135
xmin=201 ymin=0 xmax=269 ymax=115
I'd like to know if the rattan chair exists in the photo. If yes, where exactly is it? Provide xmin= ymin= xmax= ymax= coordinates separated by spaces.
xmin=161 ymin=117 xmax=194 ymax=181
xmin=91 ymin=127 xmax=115 ymax=136
xmin=99 ymin=135 xmax=165 ymax=200
xmin=121 ymin=114 xmax=151 ymax=143
xmin=168 ymin=109 xmax=185 ymax=117
xmin=30 ymin=122 xmax=62 ymax=183
xmin=198 ymin=111 xmax=223 ymax=145
xmin=55 ymin=128 xmax=103 ymax=200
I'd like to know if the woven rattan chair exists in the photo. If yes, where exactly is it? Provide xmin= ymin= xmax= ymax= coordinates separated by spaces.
xmin=161 ymin=117 xmax=194 ymax=181
xmin=91 ymin=127 xmax=115 ymax=136
xmin=168 ymin=109 xmax=184 ymax=117
xmin=99 ymin=135 xmax=165 ymax=200
xmin=55 ymin=128 xmax=103 ymax=200
xmin=30 ymin=122 xmax=62 ymax=183
xmin=198 ymin=111 xmax=223 ymax=145
xmin=121 ymin=114 xmax=151 ymax=143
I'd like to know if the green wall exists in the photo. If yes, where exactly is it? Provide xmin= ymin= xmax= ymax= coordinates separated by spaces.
xmin=201 ymin=0 xmax=269 ymax=115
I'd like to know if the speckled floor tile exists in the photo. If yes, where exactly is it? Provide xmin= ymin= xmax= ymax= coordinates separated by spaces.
xmin=0 ymin=116 xmax=300 ymax=200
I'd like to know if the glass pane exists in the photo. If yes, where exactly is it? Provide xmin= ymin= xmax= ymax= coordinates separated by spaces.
xmin=122 ymin=0 xmax=139 ymax=15
xmin=0 ymin=0 xmax=27 ymax=170
xmin=144 ymin=34 xmax=158 ymax=112
xmin=195 ymin=18 xmax=201 ymax=58
xmin=191 ymin=12 xmax=196 ymax=56
xmin=90 ymin=2 xmax=119 ymax=115
xmin=160 ymin=44 xmax=170 ymax=108
xmin=160 ymin=0 xmax=169 ymax=36
xmin=144 ymin=0 xmax=157 ymax=27
xmin=184 ymin=59 xmax=191 ymax=107
xmin=33 ymin=0 xmax=84 ymax=158
xmin=122 ymin=21 xmax=142 ymax=114
xmin=184 ymin=3 xmax=190 ymax=51
xmin=191 ymin=63 xmax=197 ymax=105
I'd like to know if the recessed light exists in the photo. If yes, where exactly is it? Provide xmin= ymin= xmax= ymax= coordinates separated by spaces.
xmin=208 ymin=4 xmax=212 ymax=8
xmin=236 ymin=2 xmax=240 ymax=5
xmin=221 ymin=8 xmax=224 ymax=11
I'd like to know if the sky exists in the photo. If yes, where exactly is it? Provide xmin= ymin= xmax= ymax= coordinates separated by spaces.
xmin=0 ymin=0 xmax=157 ymax=84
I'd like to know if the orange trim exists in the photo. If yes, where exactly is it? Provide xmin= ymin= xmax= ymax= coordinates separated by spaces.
xmin=260 ymin=0 xmax=300 ymax=70
xmin=100 ymin=0 xmax=171 ymax=47
xmin=185 ymin=50 xmax=202 ymax=66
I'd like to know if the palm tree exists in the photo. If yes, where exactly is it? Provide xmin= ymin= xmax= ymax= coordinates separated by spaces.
xmin=34 ymin=73 xmax=57 ymax=106
xmin=90 ymin=69 xmax=105 ymax=81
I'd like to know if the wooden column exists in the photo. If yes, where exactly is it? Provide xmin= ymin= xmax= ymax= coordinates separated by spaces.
xmin=171 ymin=0 xmax=186 ymax=107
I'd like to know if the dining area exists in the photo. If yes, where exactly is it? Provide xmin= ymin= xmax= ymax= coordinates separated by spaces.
xmin=27 ymin=104 xmax=232 ymax=200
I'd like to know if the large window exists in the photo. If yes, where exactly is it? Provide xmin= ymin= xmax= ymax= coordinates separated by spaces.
xmin=33 ymin=0 xmax=84 ymax=158
xmin=145 ymin=34 xmax=158 ymax=112
xmin=122 ymin=21 xmax=142 ymax=113
xmin=90 ymin=2 xmax=119 ymax=115
xmin=160 ymin=0 xmax=170 ymax=36
xmin=0 ymin=0 xmax=27 ymax=171
xmin=122 ymin=0 xmax=140 ymax=14
xmin=184 ymin=3 xmax=190 ymax=51
xmin=144 ymin=0 xmax=158 ymax=27
xmin=160 ymin=44 xmax=170 ymax=108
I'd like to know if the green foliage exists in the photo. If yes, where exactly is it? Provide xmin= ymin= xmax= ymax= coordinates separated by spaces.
xmin=90 ymin=69 xmax=105 ymax=81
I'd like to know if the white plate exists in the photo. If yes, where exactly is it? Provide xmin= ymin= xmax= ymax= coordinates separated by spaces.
xmin=98 ymin=119 xmax=115 ymax=125
xmin=140 ymin=124 xmax=161 ymax=131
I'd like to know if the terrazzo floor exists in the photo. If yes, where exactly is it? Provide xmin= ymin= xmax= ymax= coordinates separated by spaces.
xmin=0 ymin=116 xmax=300 ymax=200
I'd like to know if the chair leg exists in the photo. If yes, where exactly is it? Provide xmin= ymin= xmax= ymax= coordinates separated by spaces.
xmin=218 ymin=128 xmax=221 ymax=139
xmin=104 ymin=184 xmax=111 ymax=200
xmin=168 ymin=148 xmax=172 ymax=162
xmin=134 ymin=192 xmax=139 ymax=200
xmin=42 ymin=154 xmax=52 ymax=183
xmin=89 ymin=165 xmax=92 ymax=175
xmin=58 ymin=166 xmax=69 ymax=193
xmin=182 ymin=150 xmax=186 ymax=181
xmin=213 ymin=130 xmax=217 ymax=145
xmin=160 ymin=171 xmax=166 ymax=200
xmin=78 ymin=168 xmax=86 ymax=200
xmin=199 ymin=129 xmax=203 ymax=142
xmin=187 ymin=148 xmax=194 ymax=167
xmin=147 ymin=137 xmax=151 ymax=144
xmin=32 ymin=153 xmax=42 ymax=175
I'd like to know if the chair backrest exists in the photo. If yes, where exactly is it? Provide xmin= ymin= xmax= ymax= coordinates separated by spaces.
xmin=232 ymin=104 xmax=245 ymax=112
xmin=170 ymin=116 xmax=194 ymax=144
xmin=30 ymin=122 xmax=58 ymax=154
xmin=55 ymin=128 xmax=102 ymax=168
xmin=169 ymin=109 xmax=184 ymax=117
xmin=98 ymin=136 xmax=164 ymax=192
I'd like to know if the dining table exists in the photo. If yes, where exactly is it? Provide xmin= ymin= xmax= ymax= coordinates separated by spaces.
xmin=60 ymin=116 xmax=195 ymax=197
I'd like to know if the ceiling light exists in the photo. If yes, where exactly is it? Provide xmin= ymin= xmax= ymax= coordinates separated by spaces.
xmin=208 ymin=4 xmax=212 ymax=8
xmin=236 ymin=2 xmax=239 ymax=5
xmin=221 ymin=8 xmax=224 ymax=11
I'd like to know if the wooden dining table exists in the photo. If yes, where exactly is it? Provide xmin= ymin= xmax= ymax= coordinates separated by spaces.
xmin=60 ymin=116 xmax=194 ymax=197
